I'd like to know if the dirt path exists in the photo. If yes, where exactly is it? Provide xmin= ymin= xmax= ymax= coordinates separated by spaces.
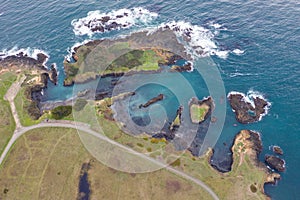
xmin=4 ymin=75 xmax=26 ymax=129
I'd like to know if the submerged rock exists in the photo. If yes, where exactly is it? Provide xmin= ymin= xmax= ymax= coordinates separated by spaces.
xmin=265 ymin=155 xmax=286 ymax=172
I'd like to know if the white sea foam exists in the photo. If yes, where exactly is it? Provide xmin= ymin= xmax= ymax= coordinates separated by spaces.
xmin=65 ymin=39 xmax=92 ymax=62
xmin=71 ymin=8 xmax=236 ymax=60
xmin=0 ymin=46 xmax=49 ymax=66
xmin=247 ymin=89 xmax=272 ymax=120
xmin=229 ymin=72 xmax=259 ymax=78
xmin=227 ymin=90 xmax=271 ymax=121
xmin=71 ymin=7 xmax=158 ymax=36
xmin=158 ymin=21 xmax=229 ymax=59
xmin=232 ymin=48 xmax=245 ymax=55
xmin=211 ymin=23 xmax=222 ymax=29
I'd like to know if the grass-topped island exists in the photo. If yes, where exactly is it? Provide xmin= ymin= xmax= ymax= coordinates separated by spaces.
xmin=63 ymin=30 xmax=189 ymax=86
xmin=189 ymin=97 xmax=214 ymax=124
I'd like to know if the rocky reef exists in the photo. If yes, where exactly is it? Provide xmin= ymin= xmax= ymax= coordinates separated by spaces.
xmin=228 ymin=92 xmax=269 ymax=124
xmin=265 ymin=155 xmax=286 ymax=172
xmin=139 ymin=94 xmax=164 ymax=108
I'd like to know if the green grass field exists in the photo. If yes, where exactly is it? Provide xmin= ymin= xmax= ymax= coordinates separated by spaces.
xmin=64 ymin=46 xmax=164 ymax=85
xmin=0 ymin=127 xmax=213 ymax=200
xmin=0 ymin=72 xmax=16 ymax=155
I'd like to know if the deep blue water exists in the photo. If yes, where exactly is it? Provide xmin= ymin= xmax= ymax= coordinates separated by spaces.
xmin=1 ymin=0 xmax=300 ymax=199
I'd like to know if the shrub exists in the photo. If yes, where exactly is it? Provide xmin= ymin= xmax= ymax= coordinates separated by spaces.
xmin=171 ymin=158 xmax=181 ymax=167
xmin=137 ymin=143 xmax=144 ymax=148
xmin=26 ymin=101 xmax=41 ymax=120
xmin=51 ymin=106 xmax=72 ymax=119
xmin=146 ymin=147 xmax=152 ymax=152
xmin=250 ymin=184 xmax=257 ymax=193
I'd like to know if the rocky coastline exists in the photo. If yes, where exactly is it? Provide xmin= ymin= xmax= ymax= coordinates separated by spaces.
xmin=230 ymin=130 xmax=281 ymax=197
xmin=0 ymin=52 xmax=58 ymax=119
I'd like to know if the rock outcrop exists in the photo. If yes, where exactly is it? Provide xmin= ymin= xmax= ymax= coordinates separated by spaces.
xmin=170 ymin=106 xmax=183 ymax=131
xmin=273 ymin=146 xmax=283 ymax=155
xmin=265 ymin=155 xmax=286 ymax=172
xmin=139 ymin=94 xmax=164 ymax=108
xmin=228 ymin=92 xmax=269 ymax=124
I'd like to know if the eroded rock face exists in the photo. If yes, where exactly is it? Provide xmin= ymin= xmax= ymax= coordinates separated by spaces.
xmin=228 ymin=93 xmax=269 ymax=124
xmin=36 ymin=53 xmax=48 ymax=64
xmin=265 ymin=155 xmax=286 ymax=172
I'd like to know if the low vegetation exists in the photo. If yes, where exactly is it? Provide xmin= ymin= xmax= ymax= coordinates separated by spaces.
xmin=0 ymin=72 xmax=16 ymax=154
xmin=14 ymin=87 xmax=46 ymax=126
xmin=0 ymin=127 xmax=213 ymax=200
xmin=63 ymin=42 xmax=174 ymax=85
xmin=190 ymin=104 xmax=209 ymax=123
xmin=51 ymin=106 xmax=72 ymax=120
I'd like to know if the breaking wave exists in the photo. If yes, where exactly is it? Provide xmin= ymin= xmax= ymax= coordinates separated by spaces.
xmin=71 ymin=7 xmax=158 ymax=36
xmin=0 ymin=46 xmax=49 ymax=65
xmin=227 ymin=90 xmax=271 ymax=121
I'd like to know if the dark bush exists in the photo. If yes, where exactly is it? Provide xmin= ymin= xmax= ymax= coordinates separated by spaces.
xmin=51 ymin=106 xmax=72 ymax=119
xmin=26 ymin=101 xmax=41 ymax=120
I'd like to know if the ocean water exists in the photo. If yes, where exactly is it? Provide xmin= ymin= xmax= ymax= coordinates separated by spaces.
xmin=1 ymin=0 xmax=300 ymax=199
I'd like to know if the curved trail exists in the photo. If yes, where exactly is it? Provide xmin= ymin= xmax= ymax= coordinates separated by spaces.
xmin=0 ymin=77 xmax=219 ymax=200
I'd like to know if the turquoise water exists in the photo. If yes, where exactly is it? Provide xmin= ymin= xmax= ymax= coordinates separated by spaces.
xmin=1 ymin=0 xmax=300 ymax=199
